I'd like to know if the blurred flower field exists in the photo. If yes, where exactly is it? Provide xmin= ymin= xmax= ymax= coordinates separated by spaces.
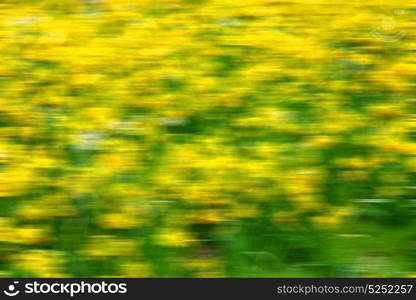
xmin=0 ymin=0 xmax=416 ymax=277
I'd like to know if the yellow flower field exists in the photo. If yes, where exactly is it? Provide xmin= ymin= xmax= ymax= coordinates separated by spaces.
xmin=0 ymin=0 xmax=415 ymax=277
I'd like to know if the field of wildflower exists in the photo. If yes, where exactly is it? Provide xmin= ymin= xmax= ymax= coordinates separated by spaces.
xmin=0 ymin=0 xmax=416 ymax=278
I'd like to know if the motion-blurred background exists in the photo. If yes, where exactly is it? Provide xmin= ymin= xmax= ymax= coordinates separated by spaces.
xmin=0 ymin=0 xmax=415 ymax=277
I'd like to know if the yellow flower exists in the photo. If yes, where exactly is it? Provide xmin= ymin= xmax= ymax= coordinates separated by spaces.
xmin=11 ymin=250 xmax=67 ymax=277
xmin=16 ymin=226 xmax=50 ymax=244
xmin=119 ymin=262 xmax=152 ymax=278
xmin=311 ymin=207 xmax=355 ymax=228
xmin=97 ymin=212 xmax=142 ymax=229
xmin=81 ymin=236 xmax=138 ymax=259
xmin=192 ymin=210 xmax=223 ymax=224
